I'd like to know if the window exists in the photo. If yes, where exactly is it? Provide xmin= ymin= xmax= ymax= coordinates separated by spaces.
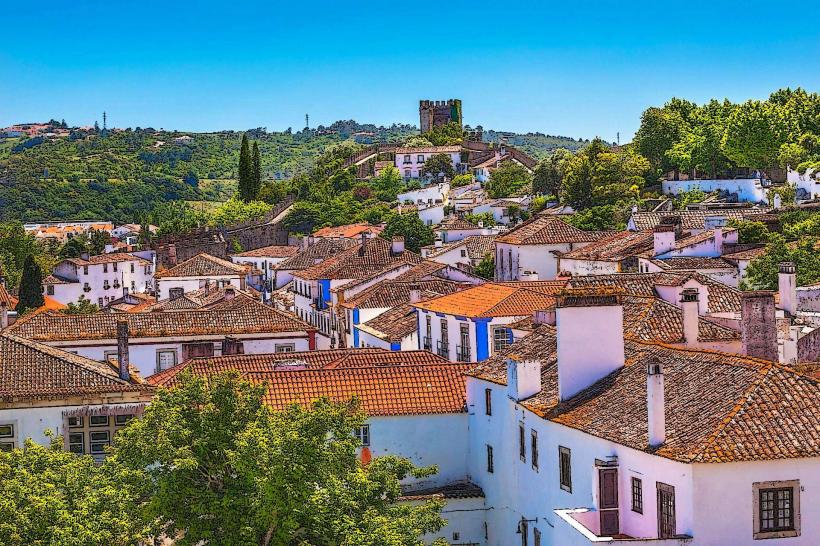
xmin=115 ymin=415 xmax=134 ymax=426
xmin=559 ymin=446 xmax=572 ymax=492
xmin=484 ymin=388 xmax=492 ymax=416
xmin=68 ymin=432 xmax=85 ymax=454
xmin=130 ymin=263 xmax=135 ymax=273
xmin=417 ymin=154 xmax=425 ymax=163
xmin=354 ymin=425 xmax=370 ymax=446
xmin=533 ymin=528 xmax=541 ymax=546
xmin=493 ymin=327 xmax=510 ymax=352
xmin=103 ymin=263 xmax=108 ymax=273
xmin=486 ymin=444 xmax=494 ymax=473
xmin=531 ymin=429 xmax=539 ymax=470
xmin=632 ymin=477 xmax=643 ymax=513
xmin=98 ymin=297 xmax=104 ymax=307
xmin=519 ymin=423 xmax=526 ymax=462
xmin=169 ymin=287 xmax=184 ymax=299
xmin=753 ymin=480 xmax=800 ymax=539
xmin=46 ymin=284 xmax=54 ymax=295
xmin=404 ymin=169 xmax=411 ymax=178
xmin=89 ymin=430 xmax=110 ymax=454
xmin=0 ymin=423 xmax=16 ymax=451
xmin=90 ymin=415 xmax=109 ymax=427
xmin=156 ymin=350 xmax=178 ymax=373
xmin=457 ymin=323 xmax=470 ymax=362
xmin=68 ymin=416 xmax=83 ymax=428
xmin=403 ymin=154 xmax=411 ymax=164
xmin=103 ymin=350 xmax=118 ymax=362
xmin=275 ymin=343 xmax=295 ymax=353
xmin=112 ymin=262 xmax=118 ymax=272
xmin=83 ymin=265 xmax=88 ymax=275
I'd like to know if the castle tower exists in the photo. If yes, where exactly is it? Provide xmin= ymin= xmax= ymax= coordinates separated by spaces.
xmin=419 ymin=99 xmax=462 ymax=134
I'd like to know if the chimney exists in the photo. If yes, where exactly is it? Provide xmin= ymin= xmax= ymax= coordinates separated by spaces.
xmin=741 ymin=291 xmax=778 ymax=362
xmin=532 ymin=309 xmax=556 ymax=326
xmin=434 ymin=238 xmax=443 ymax=248
xmin=408 ymin=285 xmax=422 ymax=304
xmin=778 ymin=262 xmax=797 ymax=316
xmin=773 ymin=192 xmax=782 ymax=209
xmin=506 ymin=358 xmax=542 ymax=401
xmin=653 ymin=224 xmax=676 ymax=256
xmin=0 ymin=301 xmax=8 ymax=329
xmin=116 ymin=320 xmax=131 ymax=381
xmin=391 ymin=236 xmax=405 ymax=255
xmin=224 ymin=287 xmax=236 ymax=301
xmin=713 ymin=227 xmax=723 ymax=255
xmin=168 ymin=243 xmax=177 ymax=265
xmin=680 ymin=288 xmax=699 ymax=346
xmin=646 ymin=360 xmax=666 ymax=447
xmin=556 ymin=289 xmax=625 ymax=401
xmin=80 ymin=250 xmax=90 ymax=261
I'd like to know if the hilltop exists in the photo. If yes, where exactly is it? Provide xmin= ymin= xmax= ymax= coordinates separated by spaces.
xmin=0 ymin=121 xmax=586 ymax=223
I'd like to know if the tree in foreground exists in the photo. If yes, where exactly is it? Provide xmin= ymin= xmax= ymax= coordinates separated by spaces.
xmin=111 ymin=372 xmax=446 ymax=546
xmin=0 ymin=438 xmax=151 ymax=546
xmin=381 ymin=214 xmax=435 ymax=253
xmin=16 ymin=255 xmax=44 ymax=314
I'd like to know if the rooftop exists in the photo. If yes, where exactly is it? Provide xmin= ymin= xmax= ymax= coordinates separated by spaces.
xmin=394 ymin=145 xmax=461 ymax=154
xmin=230 ymin=244 xmax=300 ymax=258
xmin=154 ymin=253 xmax=247 ymax=279
xmin=413 ymin=281 xmax=565 ymax=318
xmin=275 ymin=238 xmax=359 ymax=271
xmin=64 ymin=252 xmax=150 ymax=267
xmin=427 ymin=235 xmax=496 ymax=261
xmin=342 ymin=279 xmax=466 ymax=309
xmin=295 ymin=237 xmax=420 ymax=281
xmin=313 ymin=223 xmax=384 ymax=239
xmin=560 ymin=230 xmax=654 ymax=262
xmin=629 ymin=209 xmax=765 ymax=232
xmin=496 ymin=216 xmax=609 ymax=245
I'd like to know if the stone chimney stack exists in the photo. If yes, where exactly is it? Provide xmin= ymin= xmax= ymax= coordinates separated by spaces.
xmin=556 ymin=289 xmax=625 ymax=401
xmin=391 ymin=236 xmax=405 ymax=255
xmin=713 ymin=227 xmax=724 ymax=255
xmin=116 ymin=320 xmax=131 ymax=382
xmin=532 ymin=309 xmax=556 ymax=326
xmin=680 ymin=288 xmax=700 ymax=346
xmin=408 ymin=285 xmax=421 ymax=304
xmin=778 ymin=262 xmax=797 ymax=316
xmin=0 ymin=301 xmax=8 ymax=329
xmin=168 ymin=243 xmax=178 ymax=265
xmin=506 ymin=358 xmax=542 ymax=401
xmin=653 ymin=224 xmax=676 ymax=256
xmin=224 ymin=287 xmax=236 ymax=301
xmin=741 ymin=291 xmax=778 ymax=362
xmin=646 ymin=360 xmax=666 ymax=447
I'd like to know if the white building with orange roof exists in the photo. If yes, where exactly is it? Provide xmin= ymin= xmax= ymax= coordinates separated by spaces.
xmin=154 ymin=253 xmax=248 ymax=299
xmin=45 ymin=252 xmax=153 ymax=308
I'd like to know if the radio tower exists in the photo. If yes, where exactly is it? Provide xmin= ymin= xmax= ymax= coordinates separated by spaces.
xmin=103 ymin=111 xmax=107 ymax=131
xmin=305 ymin=113 xmax=309 ymax=130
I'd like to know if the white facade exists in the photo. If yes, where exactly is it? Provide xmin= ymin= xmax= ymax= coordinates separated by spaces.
xmin=662 ymin=178 xmax=770 ymax=203
xmin=788 ymin=167 xmax=820 ymax=200
xmin=47 ymin=256 xmax=153 ymax=307
xmin=418 ymin=204 xmax=446 ymax=227
xmin=156 ymin=274 xmax=242 ymax=299
xmin=496 ymin=241 xmax=594 ymax=281
xmin=397 ymin=183 xmax=451 ymax=206
xmin=396 ymin=150 xmax=461 ymax=180
xmin=415 ymin=308 xmax=516 ymax=362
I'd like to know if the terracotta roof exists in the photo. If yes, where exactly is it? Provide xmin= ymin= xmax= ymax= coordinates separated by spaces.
xmin=722 ymin=245 xmax=768 ymax=261
xmin=313 ymin=223 xmax=384 ymax=239
xmin=666 ymin=228 xmax=735 ymax=253
xmin=148 ymin=347 xmax=449 ymax=385
xmin=295 ymin=237 xmax=421 ymax=281
xmin=496 ymin=216 xmax=608 ymax=245
xmin=275 ymin=238 xmax=358 ymax=271
xmin=359 ymin=303 xmax=419 ymax=342
xmin=64 ymin=253 xmax=150 ymax=266
xmin=567 ymin=272 xmax=741 ymax=314
xmin=393 ymin=260 xmax=449 ymax=281
xmin=343 ymin=279 xmax=465 ymax=309
xmin=413 ymin=282 xmax=564 ymax=318
xmin=560 ymin=230 xmax=654 ymax=262
xmin=42 ymin=274 xmax=72 ymax=285
xmin=428 ymin=235 xmax=496 ymax=261
xmin=0 ymin=332 xmax=153 ymax=402
xmin=629 ymin=210 xmax=766 ymax=232
xmin=469 ymin=328 xmax=820 ymax=463
xmin=8 ymin=300 xmax=312 ymax=342
xmin=648 ymin=257 xmax=737 ymax=271
xmin=155 ymin=253 xmax=247 ymax=279
xmin=0 ymin=284 xmax=18 ymax=309
xmin=394 ymin=145 xmax=461 ymax=154
xmin=145 ymin=287 xmax=258 ymax=312
xmin=231 ymin=245 xmax=300 ymax=258
xmin=437 ymin=216 xmax=480 ymax=231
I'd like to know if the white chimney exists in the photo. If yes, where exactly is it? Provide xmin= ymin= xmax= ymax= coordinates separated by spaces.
xmin=647 ymin=360 xmax=666 ymax=447
xmin=653 ymin=225 xmax=676 ymax=256
xmin=116 ymin=320 xmax=131 ymax=382
xmin=680 ymin=288 xmax=699 ymax=346
xmin=409 ymin=285 xmax=422 ymax=303
xmin=0 ymin=301 xmax=8 ymax=329
xmin=556 ymin=290 xmax=625 ymax=401
xmin=773 ymin=192 xmax=782 ymax=209
xmin=778 ymin=262 xmax=797 ymax=316
xmin=506 ymin=358 xmax=542 ymax=401
xmin=713 ymin=227 xmax=723 ymax=255
xmin=391 ymin=236 xmax=405 ymax=255
xmin=434 ymin=238 xmax=443 ymax=248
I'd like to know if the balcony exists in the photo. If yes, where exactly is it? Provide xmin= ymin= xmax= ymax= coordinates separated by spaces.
xmin=456 ymin=344 xmax=471 ymax=362
xmin=423 ymin=336 xmax=432 ymax=351
xmin=436 ymin=340 xmax=449 ymax=359
xmin=553 ymin=509 xmax=692 ymax=546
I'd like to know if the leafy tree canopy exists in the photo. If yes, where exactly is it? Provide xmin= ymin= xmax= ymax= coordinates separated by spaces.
xmin=485 ymin=162 xmax=532 ymax=198
xmin=381 ymin=214 xmax=434 ymax=253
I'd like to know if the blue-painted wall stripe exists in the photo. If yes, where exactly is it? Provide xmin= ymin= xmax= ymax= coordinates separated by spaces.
xmin=352 ymin=308 xmax=360 ymax=347
xmin=473 ymin=318 xmax=491 ymax=361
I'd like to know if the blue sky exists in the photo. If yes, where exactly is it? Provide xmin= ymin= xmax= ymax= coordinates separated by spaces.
xmin=2 ymin=0 xmax=819 ymax=140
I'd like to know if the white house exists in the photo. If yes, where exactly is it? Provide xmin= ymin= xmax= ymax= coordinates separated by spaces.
xmin=425 ymin=235 xmax=496 ymax=269
xmin=394 ymin=146 xmax=461 ymax=180
xmin=495 ymin=217 xmax=608 ymax=281
xmin=230 ymin=244 xmax=300 ymax=293
xmin=662 ymin=177 xmax=771 ymax=203
xmin=789 ymin=167 xmax=820 ymax=200
xmin=417 ymin=203 xmax=446 ymax=227
xmin=397 ymin=182 xmax=451 ymax=207
xmin=0 ymin=332 xmax=154 ymax=462
xmin=559 ymin=231 xmax=655 ymax=276
xmin=44 ymin=253 xmax=154 ymax=308
xmin=464 ymin=289 xmax=820 ymax=545
xmin=435 ymin=216 xmax=487 ymax=243
xmin=469 ymin=197 xmax=531 ymax=226
xmin=154 ymin=253 xmax=249 ymax=299
xmin=8 ymin=301 xmax=316 ymax=378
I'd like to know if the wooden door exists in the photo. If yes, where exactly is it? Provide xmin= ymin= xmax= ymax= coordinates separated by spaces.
xmin=657 ymin=482 xmax=676 ymax=538
xmin=599 ymin=468 xmax=619 ymax=536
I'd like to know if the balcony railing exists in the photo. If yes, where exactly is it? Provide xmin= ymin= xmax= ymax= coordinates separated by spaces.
xmin=456 ymin=345 xmax=471 ymax=362
xmin=423 ymin=336 xmax=432 ymax=351
xmin=436 ymin=340 xmax=449 ymax=358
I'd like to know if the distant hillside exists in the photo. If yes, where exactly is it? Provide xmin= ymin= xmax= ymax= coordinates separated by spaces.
xmin=0 ymin=121 xmax=584 ymax=223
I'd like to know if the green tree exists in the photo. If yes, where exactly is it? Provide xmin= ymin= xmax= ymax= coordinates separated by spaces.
xmin=464 ymin=212 xmax=496 ymax=227
xmin=564 ymin=204 xmax=626 ymax=231
xmin=728 ymin=220 xmax=770 ymax=244
xmin=420 ymin=153 xmax=455 ymax=181
xmin=63 ymin=295 xmax=100 ymax=314
xmin=0 ymin=438 xmax=152 ymax=546
xmin=474 ymin=254 xmax=494 ymax=280
xmin=238 ymin=133 xmax=254 ymax=202
xmin=532 ymin=148 xmax=572 ymax=197
xmin=742 ymin=234 xmax=820 ymax=289
xmin=59 ymin=235 xmax=88 ymax=258
xmin=722 ymin=100 xmax=787 ymax=170
xmin=111 ymin=372 xmax=446 ymax=546
xmin=381 ymin=214 xmax=434 ymax=253
xmin=485 ymin=162 xmax=532 ymax=198
xmin=252 ymin=141 xmax=262 ymax=199
xmin=450 ymin=173 xmax=473 ymax=188
xmin=634 ymin=106 xmax=685 ymax=176
xmin=88 ymin=228 xmax=110 ymax=255
xmin=16 ymin=255 xmax=44 ymax=314
xmin=370 ymin=165 xmax=405 ymax=202
xmin=0 ymin=222 xmax=43 ymax=288
xmin=210 ymin=197 xmax=272 ymax=227
xmin=424 ymin=121 xmax=463 ymax=146
xmin=404 ymin=135 xmax=433 ymax=147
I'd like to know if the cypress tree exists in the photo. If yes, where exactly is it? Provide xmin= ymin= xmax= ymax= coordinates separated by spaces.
xmin=238 ymin=134 xmax=253 ymax=202
xmin=16 ymin=255 xmax=44 ymax=315
xmin=251 ymin=142 xmax=262 ymax=200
